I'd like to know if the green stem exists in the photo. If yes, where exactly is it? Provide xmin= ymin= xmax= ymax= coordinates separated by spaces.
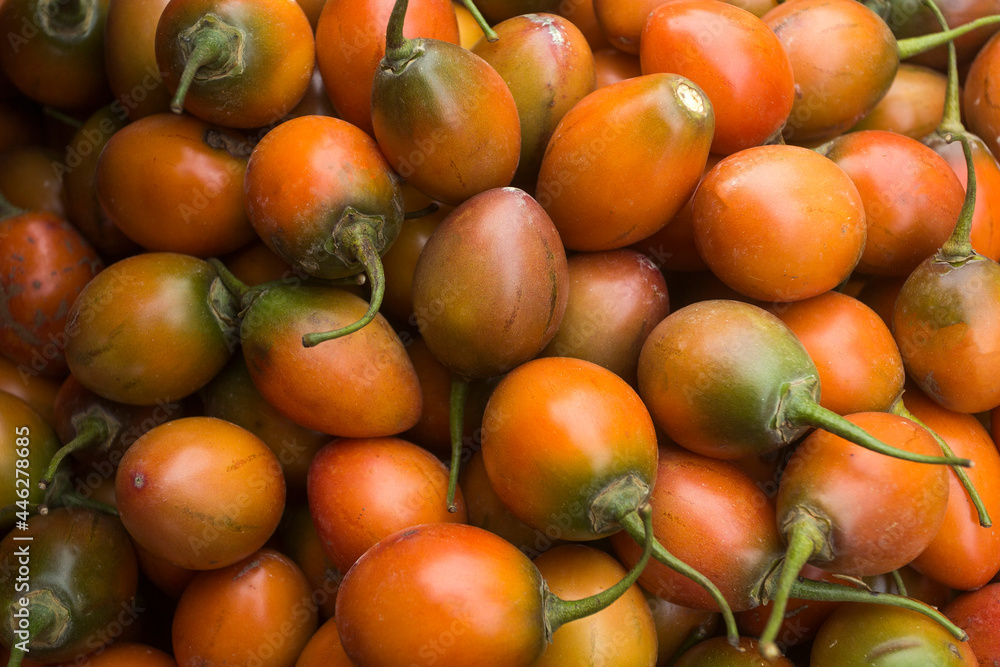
xmin=893 ymin=400 xmax=991 ymax=527
xmin=207 ymin=258 xmax=251 ymax=302
xmin=384 ymin=0 xmax=418 ymax=65
xmin=170 ymin=15 xmax=242 ymax=114
xmin=782 ymin=384 xmax=972 ymax=467
xmin=446 ymin=375 xmax=469 ymax=513
xmin=59 ymin=492 xmax=119 ymax=516
xmin=301 ymin=224 xmax=386 ymax=346
xmin=758 ymin=514 xmax=828 ymax=660
xmin=4 ymin=592 xmax=61 ymax=666
xmin=891 ymin=569 xmax=909 ymax=597
xmin=38 ymin=415 xmax=110 ymax=490
xmin=940 ymin=133 xmax=977 ymax=260
xmin=896 ymin=15 xmax=1000 ymax=60
xmin=6 ymin=647 xmax=24 ymax=667
xmin=619 ymin=509 xmax=740 ymax=647
xmin=404 ymin=202 xmax=439 ymax=219
xmin=0 ymin=191 xmax=23 ymax=219
xmin=544 ymin=505 xmax=655 ymax=634
xmin=788 ymin=577 xmax=968 ymax=641
xmin=42 ymin=106 xmax=83 ymax=128
xmin=922 ymin=0 xmax=961 ymax=134
xmin=457 ymin=0 xmax=498 ymax=41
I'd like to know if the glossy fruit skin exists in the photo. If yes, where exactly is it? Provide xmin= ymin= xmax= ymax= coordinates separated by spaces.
xmin=372 ymin=39 xmax=520 ymax=206
xmin=906 ymin=387 xmax=1000 ymax=590
xmin=411 ymin=187 xmax=568 ymax=379
xmin=778 ymin=412 xmax=950 ymax=576
xmin=477 ymin=0 xmax=560 ymax=23
xmin=0 ymin=357 xmax=60 ymax=425
xmin=647 ymin=595 xmax=718 ymax=665
xmin=811 ymin=603 xmax=978 ymax=666
xmin=532 ymin=545 xmax=657 ymax=666
xmin=155 ymin=0 xmax=316 ymax=129
xmin=0 ymin=508 xmax=139 ymax=662
xmin=610 ymin=445 xmax=784 ymax=612
xmin=945 ymin=583 xmax=1000 ymax=665
xmin=0 ymin=392 xmax=59 ymax=529
xmin=335 ymin=522 xmax=548 ymax=666
xmin=306 ymin=436 xmax=467 ymax=573
xmin=243 ymin=115 xmax=404 ymax=279
xmin=172 ymin=549 xmax=317 ymax=667
xmin=240 ymin=285 xmax=422 ymax=436
xmin=540 ymin=249 xmax=669 ymax=386
xmin=0 ymin=146 xmax=67 ymax=218
xmin=822 ymin=130 xmax=964 ymax=277
xmin=472 ymin=13 xmax=596 ymax=189
xmin=115 ymin=416 xmax=286 ymax=569
xmin=65 ymin=253 xmax=238 ymax=406
xmin=965 ymin=32 xmax=1000 ymax=157
xmin=536 ymin=73 xmax=714 ymax=251
xmin=764 ymin=0 xmax=898 ymax=143
xmin=104 ymin=0 xmax=173 ymax=120
xmin=592 ymin=0 xmax=667 ymax=54
xmin=637 ymin=300 xmax=820 ymax=459
xmin=772 ymin=291 xmax=904 ymax=415
xmin=674 ymin=636 xmax=795 ymax=666
xmin=65 ymin=642 xmax=178 ymax=666
xmin=893 ymin=254 xmax=1000 ymax=414
xmin=0 ymin=211 xmax=103 ymax=378
xmin=294 ymin=616 xmax=354 ymax=667
xmin=481 ymin=357 xmax=658 ymax=541
xmin=378 ymin=200 xmax=448 ymax=326
xmin=640 ymin=0 xmax=794 ymax=155
xmin=314 ymin=0 xmax=459 ymax=135
xmin=0 ymin=0 xmax=111 ymax=109
xmin=850 ymin=64 xmax=947 ymax=139
xmin=692 ymin=144 xmax=866 ymax=302
xmin=96 ymin=112 xmax=257 ymax=257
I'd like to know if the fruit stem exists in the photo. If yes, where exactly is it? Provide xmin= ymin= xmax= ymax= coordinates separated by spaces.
xmin=940 ymin=133 xmax=977 ymax=260
xmin=384 ymin=0 xmax=419 ymax=66
xmin=924 ymin=0 xmax=962 ymax=135
xmin=896 ymin=15 xmax=1000 ymax=60
xmin=302 ymin=220 xmax=387 ymax=346
xmin=207 ymin=258 xmax=251 ymax=302
xmin=892 ymin=398 xmax=991 ymax=527
xmin=782 ymin=384 xmax=972 ymax=467
xmin=446 ymin=375 xmax=469 ymax=513
xmin=42 ymin=106 xmax=83 ymax=129
xmin=544 ymin=504 xmax=654 ymax=635
xmin=38 ymin=415 xmax=110 ymax=491
xmin=404 ymin=203 xmax=439 ymax=219
xmin=3 ymin=591 xmax=64 ymax=666
xmin=456 ymin=0 xmax=498 ymax=41
xmin=170 ymin=14 xmax=244 ymax=115
xmin=758 ymin=512 xmax=828 ymax=660
xmin=618 ymin=508 xmax=741 ymax=647
xmin=664 ymin=616 xmax=718 ymax=666
xmin=891 ymin=569 xmax=909 ymax=597
xmin=58 ymin=491 xmax=119 ymax=516
xmin=788 ymin=577 xmax=968 ymax=641
xmin=0 ymin=191 xmax=23 ymax=220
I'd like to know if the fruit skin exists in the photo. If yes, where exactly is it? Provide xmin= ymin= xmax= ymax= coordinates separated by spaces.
xmin=945 ymin=583 xmax=1000 ymax=666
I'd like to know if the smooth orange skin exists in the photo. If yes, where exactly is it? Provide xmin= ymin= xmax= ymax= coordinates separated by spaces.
xmin=481 ymin=356 xmax=659 ymax=541
xmin=278 ymin=506 xmax=341 ymax=619
xmin=925 ymin=132 xmax=1000 ymax=262
xmin=379 ymin=204 xmax=446 ymax=326
xmin=54 ymin=643 xmax=178 ymax=667
xmin=472 ymin=13 xmax=596 ymax=189
xmin=0 ymin=146 xmax=66 ymax=217
xmin=964 ymin=30 xmax=1000 ymax=159
xmin=610 ymin=445 xmax=784 ymax=612
xmin=674 ymin=636 xmax=795 ymax=666
xmin=640 ymin=0 xmax=794 ymax=155
xmin=116 ymin=417 xmax=286 ymax=570
xmin=772 ymin=291 xmax=904 ymax=415
xmin=336 ymin=522 xmax=548 ymax=666
xmin=537 ymin=73 xmax=714 ymax=251
xmin=475 ymin=0 xmax=560 ymax=22
xmin=647 ymin=596 xmax=718 ymax=665
xmin=0 ymin=391 xmax=59 ymax=526
xmin=593 ymin=47 xmax=640 ymax=88
xmin=893 ymin=255 xmax=1000 ymax=414
xmin=96 ymin=113 xmax=256 ymax=257
xmin=850 ymin=64 xmax=947 ymax=139
xmin=222 ymin=239 xmax=296 ymax=285
xmin=822 ymin=130 xmax=964 ymax=276
xmin=0 ymin=0 xmax=112 ymax=109
xmin=240 ymin=285 xmax=422 ymax=437
xmin=692 ymin=144 xmax=866 ymax=302
xmin=306 ymin=436 xmax=467 ymax=573
xmin=315 ymin=0 xmax=458 ymax=135
xmin=295 ymin=0 xmax=326 ymax=29
xmin=593 ymin=0 xmax=669 ymax=54
xmin=945 ymin=584 xmax=1000 ymax=666
xmin=104 ymin=0 xmax=173 ymax=120
xmin=778 ymin=412 xmax=950 ymax=577
xmin=540 ymin=249 xmax=669 ymax=386
xmin=172 ymin=549 xmax=318 ymax=667
xmin=764 ymin=0 xmax=898 ymax=143
xmin=1 ymin=211 xmax=103 ymax=378
xmin=156 ymin=0 xmax=316 ymax=129
xmin=556 ymin=0 xmax=611 ymax=51
xmin=372 ymin=40 xmax=521 ymax=206
xmin=294 ymin=617 xmax=353 ymax=667
xmin=411 ymin=187 xmax=568 ymax=379
xmin=132 ymin=539 xmax=196 ymax=600
xmin=0 ymin=356 xmax=59 ymax=425
xmin=905 ymin=388 xmax=1000 ymax=591
xmin=532 ymin=545 xmax=658 ymax=667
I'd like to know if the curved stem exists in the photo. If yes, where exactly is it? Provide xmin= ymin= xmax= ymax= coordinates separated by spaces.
xmin=384 ymin=0 xmax=418 ymax=65
xmin=896 ymin=15 xmax=1000 ymax=60
xmin=545 ymin=505 xmax=654 ymax=634
xmin=59 ymin=491 xmax=119 ymax=516
xmin=446 ymin=375 xmax=469 ymax=513
xmin=619 ymin=509 xmax=740 ymax=646
xmin=940 ymin=133 xmax=977 ymax=260
xmin=758 ymin=514 xmax=827 ymax=660
xmin=922 ymin=0 xmax=961 ymax=135
xmin=301 ymin=227 xmax=385 ymax=346
xmin=38 ymin=415 xmax=110 ymax=490
xmin=893 ymin=399 xmax=991 ymax=527
xmin=788 ymin=578 xmax=968 ymax=641
xmin=404 ymin=202 xmax=439 ymax=219
xmin=891 ymin=569 xmax=909 ymax=597
xmin=170 ymin=17 xmax=240 ymax=114
xmin=782 ymin=384 xmax=972 ymax=467
xmin=42 ymin=106 xmax=83 ymax=129
xmin=4 ymin=593 xmax=60 ymax=666
xmin=207 ymin=258 xmax=251 ymax=302
xmin=457 ymin=0 xmax=498 ymax=41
